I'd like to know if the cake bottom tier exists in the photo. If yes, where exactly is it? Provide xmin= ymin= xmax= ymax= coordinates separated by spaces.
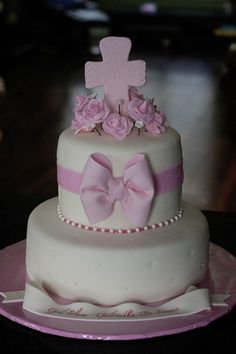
xmin=25 ymin=198 xmax=209 ymax=306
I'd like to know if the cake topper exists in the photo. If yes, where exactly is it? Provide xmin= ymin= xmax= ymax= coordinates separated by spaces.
xmin=72 ymin=36 xmax=168 ymax=139
xmin=85 ymin=37 xmax=146 ymax=116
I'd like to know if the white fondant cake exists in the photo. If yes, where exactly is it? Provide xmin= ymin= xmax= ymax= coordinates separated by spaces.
xmin=23 ymin=36 xmax=209 ymax=312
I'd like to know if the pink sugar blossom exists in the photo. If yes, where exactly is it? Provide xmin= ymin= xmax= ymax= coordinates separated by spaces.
xmin=80 ymin=98 xmax=109 ymax=123
xmin=71 ymin=119 xmax=94 ymax=134
xmin=72 ymin=96 xmax=109 ymax=134
xmin=102 ymin=113 xmax=133 ymax=140
xmin=146 ymin=111 xmax=168 ymax=135
xmin=74 ymin=95 xmax=89 ymax=111
xmin=128 ymin=97 xmax=155 ymax=125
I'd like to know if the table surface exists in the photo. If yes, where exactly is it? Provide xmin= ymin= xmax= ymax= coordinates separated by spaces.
xmin=0 ymin=195 xmax=235 ymax=353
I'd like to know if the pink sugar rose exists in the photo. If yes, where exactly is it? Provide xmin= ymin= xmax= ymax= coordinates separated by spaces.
xmin=71 ymin=119 xmax=94 ymax=134
xmin=128 ymin=86 xmax=144 ymax=100
xmin=128 ymin=97 xmax=155 ymax=124
xmin=72 ymin=96 xmax=109 ymax=134
xmin=80 ymin=98 xmax=109 ymax=123
xmin=74 ymin=95 xmax=89 ymax=111
xmin=146 ymin=111 xmax=168 ymax=135
xmin=102 ymin=113 xmax=133 ymax=140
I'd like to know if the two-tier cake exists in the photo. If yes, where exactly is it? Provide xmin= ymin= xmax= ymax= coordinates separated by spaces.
xmin=23 ymin=37 xmax=209 ymax=309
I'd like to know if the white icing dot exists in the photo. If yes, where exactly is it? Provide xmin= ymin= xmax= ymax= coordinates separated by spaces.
xmin=135 ymin=120 xmax=144 ymax=129
xmin=135 ymin=228 xmax=140 ymax=232
xmin=159 ymin=222 xmax=163 ymax=227
xmin=93 ymin=227 xmax=97 ymax=231
xmin=85 ymin=225 xmax=89 ymax=230
xmin=78 ymin=224 xmax=82 ymax=229
xmin=61 ymin=217 xmax=65 ymax=222
xmin=109 ymin=229 xmax=114 ymax=233
xmin=151 ymin=224 xmax=156 ymax=229
xmin=101 ymin=228 xmax=105 ymax=232
xmin=174 ymin=215 xmax=179 ymax=221
xmin=127 ymin=229 xmax=131 ymax=233
xmin=71 ymin=222 xmax=76 ymax=226
xmin=144 ymin=226 xmax=148 ymax=231
xmin=170 ymin=218 xmax=175 ymax=223
xmin=118 ymin=229 xmax=123 ymax=234
xmin=164 ymin=221 xmax=169 ymax=226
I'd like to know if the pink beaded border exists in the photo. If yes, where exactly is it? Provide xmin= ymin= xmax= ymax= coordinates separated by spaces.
xmin=57 ymin=205 xmax=183 ymax=234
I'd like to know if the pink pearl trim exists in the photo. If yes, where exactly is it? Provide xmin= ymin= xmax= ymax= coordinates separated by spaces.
xmin=57 ymin=205 xmax=183 ymax=234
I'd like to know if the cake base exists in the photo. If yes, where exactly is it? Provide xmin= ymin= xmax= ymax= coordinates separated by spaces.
xmin=0 ymin=241 xmax=235 ymax=340
xmin=25 ymin=198 xmax=209 ymax=306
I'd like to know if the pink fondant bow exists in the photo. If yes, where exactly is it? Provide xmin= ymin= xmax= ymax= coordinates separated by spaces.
xmin=79 ymin=153 xmax=155 ymax=227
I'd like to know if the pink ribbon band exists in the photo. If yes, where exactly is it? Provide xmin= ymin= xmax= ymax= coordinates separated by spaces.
xmin=57 ymin=161 xmax=183 ymax=197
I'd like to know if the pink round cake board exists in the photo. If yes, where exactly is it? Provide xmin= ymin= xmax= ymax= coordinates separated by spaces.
xmin=0 ymin=240 xmax=235 ymax=341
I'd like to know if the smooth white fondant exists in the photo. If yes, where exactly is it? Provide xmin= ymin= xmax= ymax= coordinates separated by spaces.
xmin=25 ymin=198 xmax=209 ymax=306
xmin=57 ymin=127 xmax=183 ymax=228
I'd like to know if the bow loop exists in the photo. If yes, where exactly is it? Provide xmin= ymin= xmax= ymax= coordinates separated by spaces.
xmin=79 ymin=153 xmax=154 ymax=226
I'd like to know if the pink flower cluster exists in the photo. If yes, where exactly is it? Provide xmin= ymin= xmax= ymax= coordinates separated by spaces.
xmin=71 ymin=88 xmax=168 ymax=140
xmin=72 ymin=95 xmax=133 ymax=140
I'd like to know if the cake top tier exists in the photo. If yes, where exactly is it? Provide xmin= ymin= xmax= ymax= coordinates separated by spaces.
xmin=71 ymin=36 xmax=167 ymax=140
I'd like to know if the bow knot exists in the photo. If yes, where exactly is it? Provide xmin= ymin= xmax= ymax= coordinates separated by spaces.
xmin=79 ymin=153 xmax=154 ymax=227
xmin=108 ymin=177 xmax=126 ymax=202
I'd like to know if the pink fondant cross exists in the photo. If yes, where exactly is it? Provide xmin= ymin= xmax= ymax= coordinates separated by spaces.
xmin=85 ymin=37 xmax=146 ymax=116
